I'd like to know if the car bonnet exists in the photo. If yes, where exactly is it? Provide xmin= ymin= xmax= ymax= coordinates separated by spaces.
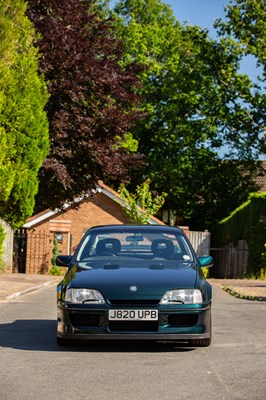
xmin=66 ymin=262 xmax=198 ymax=298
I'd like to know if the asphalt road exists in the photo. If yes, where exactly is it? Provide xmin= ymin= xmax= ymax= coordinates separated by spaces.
xmin=0 ymin=284 xmax=265 ymax=400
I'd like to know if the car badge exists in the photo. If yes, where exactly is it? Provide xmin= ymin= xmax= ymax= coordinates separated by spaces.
xmin=129 ymin=286 xmax=138 ymax=292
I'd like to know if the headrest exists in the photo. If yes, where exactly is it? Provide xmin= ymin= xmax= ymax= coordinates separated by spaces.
xmin=96 ymin=238 xmax=121 ymax=254
xmin=151 ymin=239 xmax=174 ymax=258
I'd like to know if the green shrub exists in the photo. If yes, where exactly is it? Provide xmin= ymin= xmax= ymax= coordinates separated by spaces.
xmin=213 ymin=193 xmax=266 ymax=276
xmin=201 ymin=267 xmax=209 ymax=279
xmin=49 ymin=237 xmax=62 ymax=276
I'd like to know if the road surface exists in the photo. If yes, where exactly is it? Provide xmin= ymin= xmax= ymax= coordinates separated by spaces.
xmin=0 ymin=284 xmax=265 ymax=400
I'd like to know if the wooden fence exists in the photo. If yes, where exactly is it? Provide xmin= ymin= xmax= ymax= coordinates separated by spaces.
xmin=210 ymin=240 xmax=248 ymax=278
xmin=189 ymin=230 xmax=211 ymax=255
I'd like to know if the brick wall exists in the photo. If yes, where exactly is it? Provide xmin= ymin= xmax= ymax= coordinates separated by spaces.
xmin=25 ymin=193 xmax=131 ymax=274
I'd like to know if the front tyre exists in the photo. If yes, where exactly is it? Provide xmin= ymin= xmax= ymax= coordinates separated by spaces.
xmin=189 ymin=311 xmax=212 ymax=347
xmin=188 ymin=337 xmax=211 ymax=347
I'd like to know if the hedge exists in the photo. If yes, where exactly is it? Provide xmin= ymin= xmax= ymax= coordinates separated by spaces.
xmin=213 ymin=192 xmax=266 ymax=276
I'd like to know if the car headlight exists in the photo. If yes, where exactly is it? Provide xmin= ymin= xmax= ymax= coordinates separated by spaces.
xmin=65 ymin=288 xmax=105 ymax=304
xmin=160 ymin=289 xmax=203 ymax=304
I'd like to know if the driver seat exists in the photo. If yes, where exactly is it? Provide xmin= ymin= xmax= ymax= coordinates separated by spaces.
xmin=151 ymin=239 xmax=175 ymax=259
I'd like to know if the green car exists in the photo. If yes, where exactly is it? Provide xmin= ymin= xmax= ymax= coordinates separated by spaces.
xmin=56 ymin=225 xmax=213 ymax=347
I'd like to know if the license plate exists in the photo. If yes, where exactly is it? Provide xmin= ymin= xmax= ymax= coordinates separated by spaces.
xmin=108 ymin=309 xmax=158 ymax=321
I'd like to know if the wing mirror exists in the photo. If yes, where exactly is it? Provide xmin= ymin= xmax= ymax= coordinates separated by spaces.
xmin=197 ymin=255 xmax=213 ymax=268
xmin=56 ymin=255 xmax=72 ymax=267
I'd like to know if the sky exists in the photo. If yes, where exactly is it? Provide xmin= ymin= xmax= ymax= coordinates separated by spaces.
xmin=164 ymin=0 xmax=230 ymax=37
xmin=110 ymin=0 xmax=230 ymax=36
xmin=163 ymin=0 xmax=258 ymax=79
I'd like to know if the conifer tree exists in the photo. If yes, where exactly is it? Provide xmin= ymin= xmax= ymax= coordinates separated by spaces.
xmin=0 ymin=0 xmax=49 ymax=227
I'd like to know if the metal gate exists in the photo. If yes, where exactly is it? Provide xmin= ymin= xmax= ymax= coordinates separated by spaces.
xmin=13 ymin=229 xmax=27 ymax=273
xmin=26 ymin=230 xmax=51 ymax=274
xmin=13 ymin=229 xmax=51 ymax=274
xmin=13 ymin=229 xmax=72 ymax=274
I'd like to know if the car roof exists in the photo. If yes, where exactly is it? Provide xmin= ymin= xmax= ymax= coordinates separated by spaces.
xmin=88 ymin=225 xmax=184 ymax=233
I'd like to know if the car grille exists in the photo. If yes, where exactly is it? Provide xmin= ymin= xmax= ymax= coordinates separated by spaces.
xmin=109 ymin=321 xmax=158 ymax=332
xmin=69 ymin=314 xmax=101 ymax=327
xmin=68 ymin=312 xmax=198 ymax=330
xmin=168 ymin=314 xmax=198 ymax=327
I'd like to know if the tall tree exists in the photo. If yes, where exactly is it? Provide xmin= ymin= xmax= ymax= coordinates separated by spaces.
xmin=0 ymin=0 xmax=49 ymax=228
xmin=112 ymin=0 xmax=264 ymax=229
xmin=215 ymin=0 xmax=266 ymax=79
xmin=26 ymin=0 xmax=144 ymax=212
xmin=215 ymin=0 xmax=266 ymax=159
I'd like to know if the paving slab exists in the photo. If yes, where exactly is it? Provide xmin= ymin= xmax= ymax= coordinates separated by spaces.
xmin=0 ymin=273 xmax=61 ymax=301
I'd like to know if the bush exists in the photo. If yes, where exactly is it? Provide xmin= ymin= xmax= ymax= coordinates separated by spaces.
xmin=213 ymin=193 xmax=266 ymax=276
xmin=49 ymin=237 xmax=62 ymax=276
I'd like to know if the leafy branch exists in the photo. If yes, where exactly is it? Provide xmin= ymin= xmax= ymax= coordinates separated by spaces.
xmin=118 ymin=178 xmax=167 ymax=224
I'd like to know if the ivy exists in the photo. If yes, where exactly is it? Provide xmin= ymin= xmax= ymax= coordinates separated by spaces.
xmin=214 ymin=192 xmax=266 ymax=275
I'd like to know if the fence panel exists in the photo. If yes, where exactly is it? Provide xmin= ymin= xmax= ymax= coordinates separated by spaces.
xmin=210 ymin=240 xmax=248 ymax=278
xmin=189 ymin=230 xmax=211 ymax=255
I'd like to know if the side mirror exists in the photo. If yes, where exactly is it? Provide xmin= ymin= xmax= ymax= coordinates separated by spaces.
xmin=197 ymin=255 xmax=213 ymax=268
xmin=56 ymin=255 xmax=72 ymax=267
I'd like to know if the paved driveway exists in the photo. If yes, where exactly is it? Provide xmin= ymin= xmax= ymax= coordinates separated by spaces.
xmin=0 ymin=284 xmax=265 ymax=400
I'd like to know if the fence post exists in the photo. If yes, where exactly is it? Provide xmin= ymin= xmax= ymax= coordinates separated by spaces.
xmin=0 ymin=218 xmax=14 ymax=271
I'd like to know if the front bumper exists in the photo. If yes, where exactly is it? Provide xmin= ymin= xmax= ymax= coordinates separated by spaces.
xmin=57 ymin=302 xmax=211 ymax=342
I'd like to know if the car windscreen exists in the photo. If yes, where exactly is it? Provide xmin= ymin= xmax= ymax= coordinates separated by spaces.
xmin=76 ymin=229 xmax=194 ymax=262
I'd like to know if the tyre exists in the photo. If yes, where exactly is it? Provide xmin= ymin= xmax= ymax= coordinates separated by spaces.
xmin=188 ymin=337 xmax=211 ymax=347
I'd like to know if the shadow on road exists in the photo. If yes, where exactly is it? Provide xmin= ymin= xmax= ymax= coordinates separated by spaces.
xmin=0 ymin=319 xmax=195 ymax=353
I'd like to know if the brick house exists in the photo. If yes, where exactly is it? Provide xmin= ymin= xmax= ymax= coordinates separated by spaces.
xmin=18 ymin=182 xmax=165 ymax=274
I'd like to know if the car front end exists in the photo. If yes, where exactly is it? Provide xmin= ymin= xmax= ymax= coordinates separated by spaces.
xmin=56 ymin=225 xmax=212 ymax=347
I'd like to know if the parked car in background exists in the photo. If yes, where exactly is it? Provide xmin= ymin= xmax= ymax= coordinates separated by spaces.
xmin=56 ymin=224 xmax=213 ymax=347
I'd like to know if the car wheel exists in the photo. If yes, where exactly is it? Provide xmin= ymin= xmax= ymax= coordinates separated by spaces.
xmin=188 ymin=338 xmax=211 ymax=347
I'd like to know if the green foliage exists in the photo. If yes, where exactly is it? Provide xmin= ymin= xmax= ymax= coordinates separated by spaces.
xmin=114 ymin=132 xmax=139 ymax=153
xmin=50 ymin=237 xmax=62 ymax=276
xmin=214 ymin=192 xmax=266 ymax=276
xmin=27 ymin=0 xmax=144 ymax=213
xmin=112 ymin=0 xmax=264 ymax=230
xmin=0 ymin=0 xmax=49 ymax=228
xmin=118 ymin=178 xmax=166 ymax=223
xmin=201 ymin=267 xmax=209 ymax=280
xmin=215 ymin=0 xmax=266 ymax=160
xmin=215 ymin=0 xmax=266 ymax=79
